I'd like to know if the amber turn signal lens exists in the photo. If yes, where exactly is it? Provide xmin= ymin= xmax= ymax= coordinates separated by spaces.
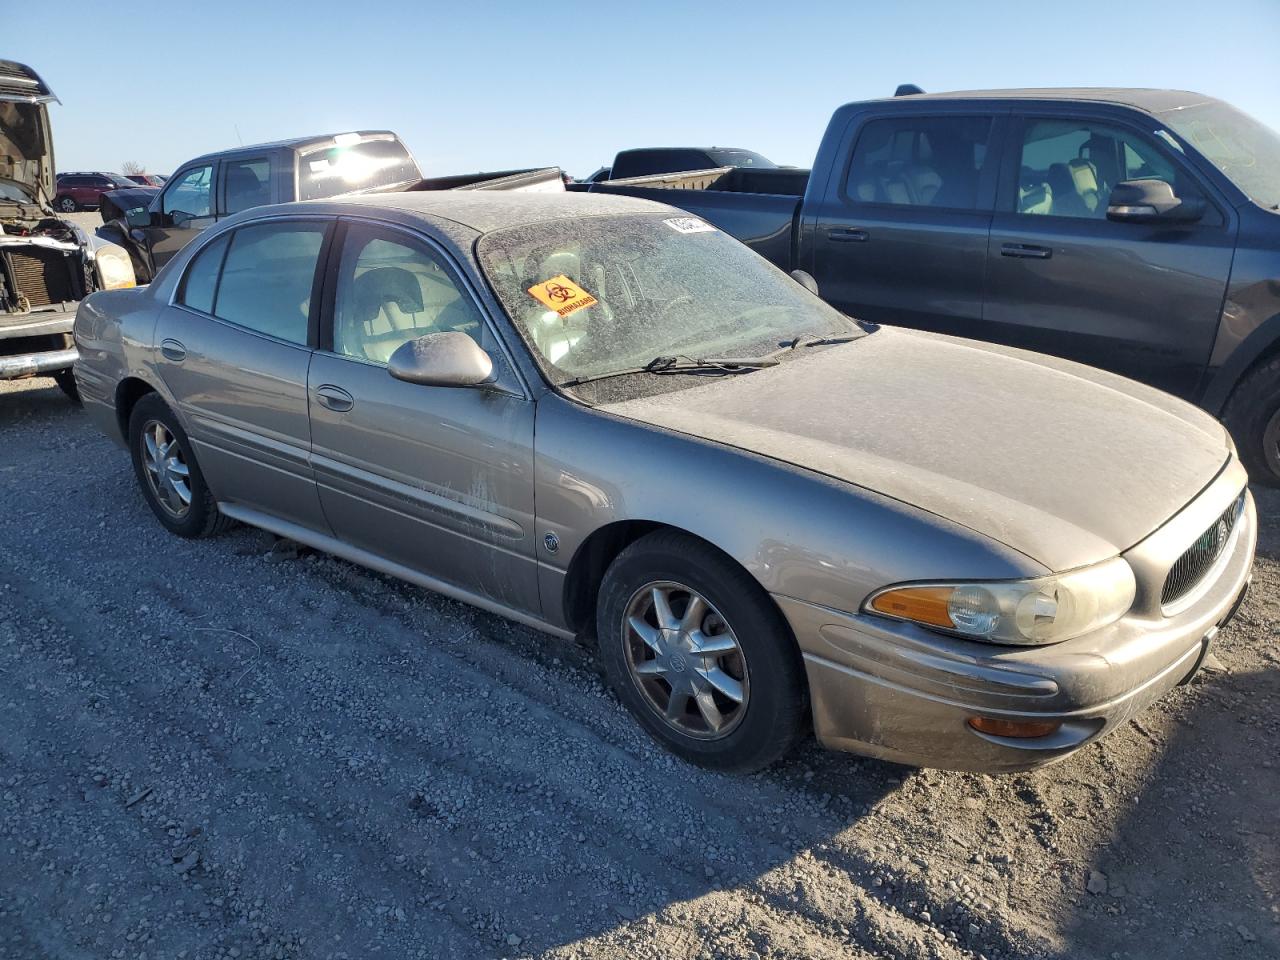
xmin=967 ymin=716 xmax=1062 ymax=739
xmin=869 ymin=586 xmax=955 ymax=628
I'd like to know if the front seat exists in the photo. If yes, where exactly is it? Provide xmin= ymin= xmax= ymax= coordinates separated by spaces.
xmin=1066 ymin=158 xmax=1101 ymax=215
xmin=342 ymin=266 xmax=426 ymax=362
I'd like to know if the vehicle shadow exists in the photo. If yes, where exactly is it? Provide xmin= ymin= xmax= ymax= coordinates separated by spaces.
xmin=1047 ymin=663 xmax=1280 ymax=958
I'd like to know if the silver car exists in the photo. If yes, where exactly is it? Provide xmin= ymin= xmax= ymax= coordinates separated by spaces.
xmin=73 ymin=192 xmax=1256 ymax=773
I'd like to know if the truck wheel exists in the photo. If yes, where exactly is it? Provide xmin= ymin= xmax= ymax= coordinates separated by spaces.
xmin=595 ymin=529 xmax=808 ymax=772
xmin=51 ymin=369 xmax=80 ymax=404
xmin=128 ymin=394 xmax=232 ymax=538
xmin=1223 ymin=355 xmax=1280 ymax=488
xmin=55 ymin=195 xmax=78 ymax=213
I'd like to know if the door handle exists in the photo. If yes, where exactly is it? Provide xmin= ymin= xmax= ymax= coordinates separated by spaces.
xmin=828 ymin=227 xmax=869 ymax=243
xmin=315 ymin=384 xmax=354 ymax=413
xmin=159 ymin=338 xmax=186 ymax=362
xmin=1000 ymin=242 xmax=1052 ymax=260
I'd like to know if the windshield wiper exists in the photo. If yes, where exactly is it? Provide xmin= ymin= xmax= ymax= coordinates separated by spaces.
xmin=784 ymin=333 xmax=861 ymax=350
xmin=560 ymin=354 xmax=777 ymax=388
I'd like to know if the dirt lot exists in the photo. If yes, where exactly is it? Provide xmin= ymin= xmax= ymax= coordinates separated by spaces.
xmin=0 ymin=373 xmax=1276 ymax=960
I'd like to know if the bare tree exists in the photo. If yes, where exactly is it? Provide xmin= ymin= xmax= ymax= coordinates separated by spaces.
xmin=121 ymin=160 xmax=146 ymax=175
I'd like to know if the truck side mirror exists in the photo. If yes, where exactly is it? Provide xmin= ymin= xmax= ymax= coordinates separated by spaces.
xmin=125 ymin=208 xmax=153 ymax=228
xmin=790 ymin=269 xmax=820 ymax=296
xmin=1107 ymin=179 xmax=1205 ymax=224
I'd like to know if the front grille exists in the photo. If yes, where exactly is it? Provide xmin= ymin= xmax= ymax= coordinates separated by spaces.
xmin=3 ymin=248 xmax=78 ymax=309
xmin=1161 ymin=495 xmax=1244 ymax=607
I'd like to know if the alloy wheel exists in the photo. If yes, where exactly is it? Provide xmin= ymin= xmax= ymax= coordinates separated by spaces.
xmin=141 ymin=420 xmax=192 ymax=519
xmin=621 ymin=581 xmax=750 ymax=740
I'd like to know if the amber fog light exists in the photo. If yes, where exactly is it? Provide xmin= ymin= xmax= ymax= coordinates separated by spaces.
xmin=967 ymin=716 xmax=1062 ymax=739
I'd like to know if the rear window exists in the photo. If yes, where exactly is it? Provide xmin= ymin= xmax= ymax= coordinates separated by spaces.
xmin=297 ymin=137 xmax=418 ymax=201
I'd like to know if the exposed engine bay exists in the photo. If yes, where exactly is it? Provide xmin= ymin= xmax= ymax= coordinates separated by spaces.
xmin=0 ymin=209 xmax=93 ymax=315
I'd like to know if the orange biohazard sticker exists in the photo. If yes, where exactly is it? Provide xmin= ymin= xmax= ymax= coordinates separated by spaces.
xmin=527 ymin=275 xmax=598 ymax=318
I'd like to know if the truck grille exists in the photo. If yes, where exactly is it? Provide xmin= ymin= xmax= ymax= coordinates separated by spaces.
xmin=3 ymin=248 xmax=78 ymax=309
xmin=1161 ymin=494 xmax=1244 ymax=608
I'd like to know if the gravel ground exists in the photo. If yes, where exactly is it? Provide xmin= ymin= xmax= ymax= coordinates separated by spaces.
xmin=0 ymin=373 xmax=1276 ymax=960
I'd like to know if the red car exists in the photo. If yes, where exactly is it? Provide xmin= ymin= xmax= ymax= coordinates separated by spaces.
xmin=53 ymin=171 xmax=139 ymax=212
xmin=126 ymin=173 xmax=166 ymax=187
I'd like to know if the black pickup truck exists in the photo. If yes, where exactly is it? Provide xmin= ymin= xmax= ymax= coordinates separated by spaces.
xmin=590 ymin=87 xmax=1280 ymax=485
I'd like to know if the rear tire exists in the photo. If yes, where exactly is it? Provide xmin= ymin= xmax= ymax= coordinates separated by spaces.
xmin=596 ymin=529 xmax=808 ymax=772
xmin=128 ymin=393 xmax=232 ymax=538
xmin=1223 ymin=355 xmax=1280 ymax=488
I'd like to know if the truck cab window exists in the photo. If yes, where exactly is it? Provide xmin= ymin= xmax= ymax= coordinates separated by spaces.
xmin=162 ymin=165 xmax=213 ymax=220
xmin=1016 ymin=119 xmax=1205 ymax=220
xmin=845 ymin=116 xmax=992 ymax=210
xmin=222 ymin=158 xmax=271 ymax=215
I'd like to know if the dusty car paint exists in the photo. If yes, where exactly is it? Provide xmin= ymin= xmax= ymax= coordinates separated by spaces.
xmin=73 ymin=191 xmax=1257 ymax=771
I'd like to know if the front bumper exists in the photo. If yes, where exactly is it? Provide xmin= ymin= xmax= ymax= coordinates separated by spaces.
xmin=0 ymin=308 xmax=78 ymax=379
xmin=777 ymin=463 xmax=1257 ymax=773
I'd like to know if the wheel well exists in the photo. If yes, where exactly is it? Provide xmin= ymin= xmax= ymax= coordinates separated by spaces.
xmin=561 ymin=520 xmax=671 ymax=637
xmin=114 ymin=377 xmax=156 ymax=438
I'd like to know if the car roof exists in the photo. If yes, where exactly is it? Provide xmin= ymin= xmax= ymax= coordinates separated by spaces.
xmin=265 ymin=190 xmax=676 ymax=235
xmin=182 ymin=130 xmax=401 ymax=165
xmin=860 ymin=87 xmax=1221 ymax=114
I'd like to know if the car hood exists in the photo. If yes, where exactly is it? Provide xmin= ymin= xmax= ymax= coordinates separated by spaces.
xmin=0 ymin=94 xmax=56 ymax=206
xmin=598 ymin=327 xmax=1231 ymax=571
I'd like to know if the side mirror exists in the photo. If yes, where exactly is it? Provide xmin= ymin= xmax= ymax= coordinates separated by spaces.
xmin=790 ymin=269 xmax=820 ymax=296
xmin=125 ymin=207 xmax=153 ymax=228
xmin=388 ymin=331 xmax=494 ymax=387
xmin=1107 ymin=179 xmax=1205 ymax=224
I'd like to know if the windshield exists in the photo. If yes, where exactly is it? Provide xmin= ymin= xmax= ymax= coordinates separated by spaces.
xmin=0 ymin=180 xmax=34 ymax=203
xmin=1160 ymin=101 xmax=1280 ymax=210
xmin=707 ymin=148 xmax=775 ymax=168
xmin=477 ymin=213 xmax=858 ymax=385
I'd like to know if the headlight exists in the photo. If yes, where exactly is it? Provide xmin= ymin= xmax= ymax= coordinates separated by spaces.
xmin=93 ymin=243 xmax=136 ymax=291
xmin=865 ymin=557 xmax=1136 ymax=645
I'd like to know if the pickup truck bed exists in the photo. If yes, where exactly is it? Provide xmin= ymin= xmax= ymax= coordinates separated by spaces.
xmin=586 ymin=166 xmax=808 ymax=268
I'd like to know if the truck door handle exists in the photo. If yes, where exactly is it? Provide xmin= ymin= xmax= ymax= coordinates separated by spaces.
xmin=315 ymin=384 xmax=354 ymax=413
xmin=1000 ymin=242 xmax=1052 ymax=260
xmin=159 ymin=338 xmax=186 ymax=362
xmin=828 ymin=227 xmax=869 ymax=242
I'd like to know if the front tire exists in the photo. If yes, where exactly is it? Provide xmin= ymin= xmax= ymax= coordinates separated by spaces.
xmin=55 ymin=195 xmax=78 ymax=212
xmin=128 ymin=394 xmax=231 ymax=538
xmin=51 ymin=369 xmax=80 ymax=404
xmin=1223 ymin=356 xmax=1280 ymax=488
xmin=596 ymin=530 xmax=808 ymax=772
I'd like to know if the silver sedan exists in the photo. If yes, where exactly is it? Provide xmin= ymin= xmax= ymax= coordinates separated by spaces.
xmin=72 ymin=192 xmax=1256 ymax=772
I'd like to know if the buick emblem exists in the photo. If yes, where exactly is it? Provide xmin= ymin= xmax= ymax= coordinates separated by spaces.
xmin=669 ymin=654 xmax=687 ymax=673
xmin=1215 ymin=518 xmax=1229 ymax=550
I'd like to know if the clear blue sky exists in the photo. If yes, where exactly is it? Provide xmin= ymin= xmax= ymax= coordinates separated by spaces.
xmin=8 ymin=0 xmax=1280 ymax=179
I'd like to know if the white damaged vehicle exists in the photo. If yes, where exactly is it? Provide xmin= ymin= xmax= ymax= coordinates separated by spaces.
xmin=0 ymin=59 xmax=136 ymax=399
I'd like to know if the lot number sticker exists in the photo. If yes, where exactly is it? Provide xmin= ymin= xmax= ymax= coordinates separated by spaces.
xmin=527 ymin=275 xmax=599 ymax=318
xmin=663 ymin=217 xmax=717 ymax=234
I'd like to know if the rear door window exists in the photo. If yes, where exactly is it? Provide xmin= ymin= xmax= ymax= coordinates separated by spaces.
xmin=211 ymin=221 xmax=326 ymax=345
xmin=845 ymin=116 xmax=993 ymax=210
xmin=221 ymin=157 xmax=272 ymax=215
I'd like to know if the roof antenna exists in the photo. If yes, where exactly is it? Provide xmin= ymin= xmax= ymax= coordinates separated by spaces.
xmin=234 ymin=123 xmax=243 ymax=146
xmin=894 ymin=84 xmax=925 ymax=97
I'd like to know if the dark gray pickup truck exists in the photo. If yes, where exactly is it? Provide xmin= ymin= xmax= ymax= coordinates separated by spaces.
xmin=589 ymin=87 xmax=1280 ymax=485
